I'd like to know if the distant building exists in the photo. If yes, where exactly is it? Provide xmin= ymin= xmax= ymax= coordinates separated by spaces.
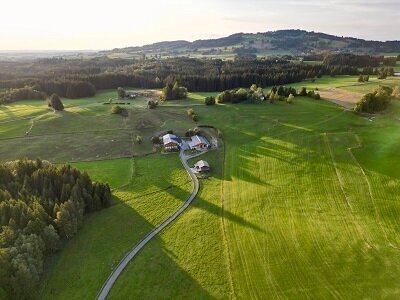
xmin=394 ymin=72 xmax=400 ymax=77
xmin=125 ymin=91 xmax=138 ymax=99
xmin=194 ymin=160 xmax=210 ymax=173
xmin=162 ymin=134 xmax=182 ymax=151
xmin=189 ymin=135 xmax=210 ymax=151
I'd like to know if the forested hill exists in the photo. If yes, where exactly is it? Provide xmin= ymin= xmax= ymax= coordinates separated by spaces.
xmin=103 ymin=30 xmax=400 ymax=59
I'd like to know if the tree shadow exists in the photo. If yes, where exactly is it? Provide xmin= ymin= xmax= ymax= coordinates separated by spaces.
xmin=39 ymin=195 xmax=213 ymax=299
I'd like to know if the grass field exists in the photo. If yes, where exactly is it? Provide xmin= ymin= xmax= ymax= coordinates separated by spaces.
xmin=1 ymin=77 xmax=400 ymax=299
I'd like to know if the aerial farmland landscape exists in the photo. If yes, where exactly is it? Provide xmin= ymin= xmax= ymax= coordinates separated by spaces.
xmin=1 ymin=1 xmax=400 ymax=299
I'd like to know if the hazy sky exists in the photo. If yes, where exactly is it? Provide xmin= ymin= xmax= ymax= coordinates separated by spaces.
xmin=0 ymin=0 xmax=399 ymax=50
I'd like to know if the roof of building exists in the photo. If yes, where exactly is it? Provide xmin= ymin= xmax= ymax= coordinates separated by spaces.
xmin=163 ymin=134 xmax=181 ymax=145
xmin=189 ymin=135 xmax=209 ymax=148
xmin=195 ymin=160 xmax=210 ymax=168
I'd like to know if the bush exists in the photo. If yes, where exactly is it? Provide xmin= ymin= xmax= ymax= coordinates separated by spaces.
xmin=111 ymin=105 xmax=128 ymax=117
xmin=191 ymin=114 xmax=198 ymax=122
xmin=205 ymin=96 xmax=216 ymax=105
xmin=147 ymin=100 xmax=158 ymax=109
xmin=300 ymin=87 xmax=307 ymax=96
xmin=391 ymin=86 xmax=400 ymax=99
xmin=47 ymin=93 xmax=64 ymax=111
xmin=187 ymin=108 xmax=195 ymax=116
xmin=287 ymin=94 xmax=294 ymax=104
xmin=136 ymin=136 xmax=143 ymax=144
xmin=151 ymin=136 xmax=161 ymax=144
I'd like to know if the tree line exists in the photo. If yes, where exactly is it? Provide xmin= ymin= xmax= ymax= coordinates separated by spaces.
xmin=0 ymin=57 xmax=362 ymax=103
xmin=0 ymin=159 xmax=111 ymax=299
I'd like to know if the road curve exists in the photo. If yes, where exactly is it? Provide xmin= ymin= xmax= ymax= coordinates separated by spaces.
xmin=96 ymin=150 xmax=199 ymax=300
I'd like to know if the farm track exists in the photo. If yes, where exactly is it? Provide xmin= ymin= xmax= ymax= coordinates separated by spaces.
xmin=96 ymin=150 xmax=201 ymax=300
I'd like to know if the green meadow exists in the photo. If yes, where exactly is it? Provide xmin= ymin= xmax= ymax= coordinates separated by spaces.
xmin=1 ymin=76 xmax=400 ymax=299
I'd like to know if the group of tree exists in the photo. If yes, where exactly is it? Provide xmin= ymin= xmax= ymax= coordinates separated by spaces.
xmin=0 ymin=86 xmax=45 ymax=104
xmin=267 ymin=86 xmax=320 ymax=103
xmin=216 ymin=84 xmax=265 ymax=104
xmin=354 ymin=86 xmax=394 ymax=113
xmin=47 ymin=94 xmax=64 ymax=111
xmin=161 ymin=82 xmax=188 ymax=100
xmin=323 ymin=53 xmax=398 ymax=68
xmin=0 ymin=159 xmax=111 ymax=299
xmin=185 ymin=127 xmax=202 ymax=137
xmin=111 ymin=105 xmax=128 ymax=117
xmin=187 ymin=108 xmax=198 ymax=121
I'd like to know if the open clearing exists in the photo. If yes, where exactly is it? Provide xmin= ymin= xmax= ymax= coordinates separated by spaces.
xmin=318 ymin=88 xmax=362 ymax=108
xmin=1 ymin=76 xmax=400 ymax=299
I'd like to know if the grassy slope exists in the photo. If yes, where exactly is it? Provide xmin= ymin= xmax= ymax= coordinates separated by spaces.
xmin=39 ymin=154 xmax=192 ymax=299
xmin=109 ymin=149 xmax=233 ymax=299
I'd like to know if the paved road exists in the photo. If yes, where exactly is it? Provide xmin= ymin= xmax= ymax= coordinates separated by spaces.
xmin=96 ymin=150 xmax=200 ymax=300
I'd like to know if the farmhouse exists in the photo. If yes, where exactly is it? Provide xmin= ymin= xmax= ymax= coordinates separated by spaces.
xmin=189 ymin=135 xmax=210 ymax=151
xmin=194 ymin=160 xmax=210 ymax=173
xmin=162 ymin=134 xmax=182 ymax=151
xmin=125 ymin=91 xmax=138 ymax=99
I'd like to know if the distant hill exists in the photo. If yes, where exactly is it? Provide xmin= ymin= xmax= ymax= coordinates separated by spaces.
xmin=102 ymin=29 xmax=400 ymax=59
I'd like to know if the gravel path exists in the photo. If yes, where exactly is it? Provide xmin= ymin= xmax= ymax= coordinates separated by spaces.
xmin=96 ymin=150 xmax=200 ymax=300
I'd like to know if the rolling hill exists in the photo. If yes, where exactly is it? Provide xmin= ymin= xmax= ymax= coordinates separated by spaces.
xmin=103 ymin=29 xmax=400 ymax=59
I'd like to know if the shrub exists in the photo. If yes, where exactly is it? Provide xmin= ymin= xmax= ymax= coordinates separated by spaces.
xmin=392 ymin=86 xmax=400 ymax=99
xmin=314 ymin=93 xmax=321 ymax=100
xmin=191 ymin=114 xmax=198 ymax=122
xmin=151 ymin=136 xmax=161 ymax=144
xmin=187 ymin=108 xmax=195 ymax=116
xmin=147 ymin=100 xmax=158 ymax=109
xmin=300 ymin=87 xmax=307 ymax=96
xmin=287 ymin=94 xmax=294 ymax=104
xmin=136 ymin=136 xmax=143 ymax=144
xmin=111 ymin=105 xmax=128 ymax=117
xmin=205 ymin=96 xmax=216 ymax=105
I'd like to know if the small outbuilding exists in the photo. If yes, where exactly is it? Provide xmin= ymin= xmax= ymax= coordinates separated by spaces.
xmin=194 ymin=160 xmax=210 ymax=173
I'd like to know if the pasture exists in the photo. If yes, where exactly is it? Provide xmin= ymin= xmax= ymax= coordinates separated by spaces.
xmin=1 ymin=76 xmax=400 ymax=299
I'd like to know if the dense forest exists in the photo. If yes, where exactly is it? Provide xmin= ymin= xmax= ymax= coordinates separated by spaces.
xmin=0 ymin=56 xmax=362 ymax=103
xmin=0 ymin=159 xmax=111 ymax=300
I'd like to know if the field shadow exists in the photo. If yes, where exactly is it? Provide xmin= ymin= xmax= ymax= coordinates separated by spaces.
xmin=40 ymin=195 xmax=213 ymax=299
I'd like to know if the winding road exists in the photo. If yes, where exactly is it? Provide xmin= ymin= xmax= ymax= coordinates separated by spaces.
xmin=96 ymin=150 xmax=200 ymax=300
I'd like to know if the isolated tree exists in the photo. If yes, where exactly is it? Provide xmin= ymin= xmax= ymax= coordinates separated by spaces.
xmin=205 ymin=96 xmax=216 ymax=105
xmin=48 ymin=94 xmax=64 ymax=111
xmin=299 ymin=87 xmax=307 ymax=96
xmin=187 ymin=108 xmax=195 ymax=117
xmin=117 ymin=87 xmax=126 ymax=99
xmin=392 ymin=86 xmax=400 ymax=99
xmin=287 ymin=94 xmax=295 ymax=104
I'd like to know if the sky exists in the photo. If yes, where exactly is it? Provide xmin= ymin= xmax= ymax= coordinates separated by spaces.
xmin=0 ymin=0 xmax=399 ymax=50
